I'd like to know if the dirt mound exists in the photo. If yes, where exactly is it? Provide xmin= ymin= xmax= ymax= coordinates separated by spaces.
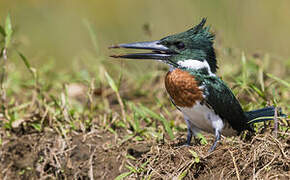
xmin=0 ymin=130 xmax=289 ymax=179
xmin=133 ymin=134 xmax=289 ymax=179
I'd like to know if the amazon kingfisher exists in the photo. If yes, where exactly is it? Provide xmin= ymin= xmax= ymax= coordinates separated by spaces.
xmin=109 ymin=18 xmax=285 ymax=152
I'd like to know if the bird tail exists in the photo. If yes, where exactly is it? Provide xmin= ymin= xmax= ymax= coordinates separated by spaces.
xmin=245 ymin=106 xmax=286 ymax=124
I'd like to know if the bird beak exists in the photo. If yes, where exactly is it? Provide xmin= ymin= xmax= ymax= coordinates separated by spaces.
xmin=109 ymin=40 xmax=174 ymax=60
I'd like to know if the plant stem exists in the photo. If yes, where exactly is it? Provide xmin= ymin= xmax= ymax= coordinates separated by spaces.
xmin=0 ymin=48 xmax=8 ymax=104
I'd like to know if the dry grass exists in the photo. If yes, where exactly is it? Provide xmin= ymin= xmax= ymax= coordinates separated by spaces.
xmin=130 ymin=133 xmax=289 ymax=179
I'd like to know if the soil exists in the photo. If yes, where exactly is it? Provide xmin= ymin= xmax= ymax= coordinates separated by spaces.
xmin=0 ymin=129 xmax=289 ymax=179
xmin=0 ymin=129 xmax=125 ymax=180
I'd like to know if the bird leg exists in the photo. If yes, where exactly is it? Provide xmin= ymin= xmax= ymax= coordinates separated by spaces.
xmin=186 ymin=128 xmax=193 ymax=145
xmin=184 ymin=115 xmax=201 ymax=146
xmin=209 ymin=129 xmax=221 ymax=152
xmin=184 ymin=115 xmax=193 ymax=146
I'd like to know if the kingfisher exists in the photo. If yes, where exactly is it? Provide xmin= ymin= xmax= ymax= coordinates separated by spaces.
xmin=109 ymin=18 xmax=285 ymax=152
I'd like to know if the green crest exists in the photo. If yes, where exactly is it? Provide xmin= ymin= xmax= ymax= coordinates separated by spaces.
xmin=160 ymin=18 xmax=217 ymax=73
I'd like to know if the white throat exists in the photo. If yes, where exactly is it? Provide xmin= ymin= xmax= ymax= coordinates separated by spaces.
xmin=177 ymin=59 xmax=215 ymax=76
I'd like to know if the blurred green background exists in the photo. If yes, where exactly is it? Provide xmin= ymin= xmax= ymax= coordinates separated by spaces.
xmin=1 ymin=0 xmax=290 ymax=70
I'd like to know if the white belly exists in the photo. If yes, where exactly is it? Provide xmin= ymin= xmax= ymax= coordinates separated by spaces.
xmin=180 ymin=101 xmax=237 ymax=136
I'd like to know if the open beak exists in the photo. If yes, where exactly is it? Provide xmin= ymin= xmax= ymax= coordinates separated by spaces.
xmin=109 ymin=40 xmax=174 ymax=60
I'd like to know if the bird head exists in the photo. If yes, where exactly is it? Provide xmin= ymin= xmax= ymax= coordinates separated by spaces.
xmin=110 ymin=18 xmax=217 ymax=73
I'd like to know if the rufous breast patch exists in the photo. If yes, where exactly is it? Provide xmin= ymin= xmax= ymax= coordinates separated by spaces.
xmin=165 ymin=69 xmax=203 ymax=107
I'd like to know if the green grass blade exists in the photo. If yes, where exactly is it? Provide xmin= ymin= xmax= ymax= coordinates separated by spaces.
xmin=189 ymin=150 xmax=200 ymax=163
xmin=17 ymin=51 xmax=37 ymax=79
xmin=105 ymin=71 xmax=118 ymax=92
xmin=196 ymin=133 xmax=208 ymax=145
xmin=140 ymin=105 xmax=174 ymax=139
xmin=0 ymin=25 xmax=5 ymax=37
xmin=266 ymin=73 xmax=290 ymax=88
xmin=125 ymin=165 xmax=138 ymax=173
xmin=114 ymin=171 xmax=132 ymax=180
xmin=178 ymin=169 xmax=188 ymax=180
xmin=159 ymin=114 xmax=174 ymax=140
xmin=241 ymin=52 xmax=248 ymax=85
xmin=83 ymin=19 xmax=99 ymax=54
xmin=250 ymin=84 xmax=265 ymax=99
xmin=4 ymin=13 xmax=13 ymax=48
xmin=18 ymin=51 xmax=31 ymax=69
xmin=31 ymin=123 xmax=42 ymax=132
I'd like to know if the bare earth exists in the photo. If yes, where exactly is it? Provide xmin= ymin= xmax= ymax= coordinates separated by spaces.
xmin=1 ymin=126 xmax=289 ymax=179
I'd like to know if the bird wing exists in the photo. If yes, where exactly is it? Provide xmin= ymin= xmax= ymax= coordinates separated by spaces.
xmin=193 ymin=74 xmax=252 ymax=133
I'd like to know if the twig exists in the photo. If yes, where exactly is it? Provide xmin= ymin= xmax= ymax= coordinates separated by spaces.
xmin=2 ymin=162 xmax=13 ymax=178
xmin=253 ymin=154 xmax=277 ymax=179
xmin=252 ymin=149 xmax=256 ymax=180
xmin=269 ymin=173 xmax=290 ymax=180
xmin=219 ymin=167 xmax=226 ymax=180
xmin=89 ymin=147 xmax=97 ymax=180
xmin=270 ymin=135 xmax=289 ymax=160
xmin=55 ymin=145 xmax=77 ymax=155
xmin=228 ymin=149 xmax=240 ymax=180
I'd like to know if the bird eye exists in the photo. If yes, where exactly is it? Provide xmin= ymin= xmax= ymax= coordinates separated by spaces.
xmin=174 ymin=42 xmax=185 ymax=50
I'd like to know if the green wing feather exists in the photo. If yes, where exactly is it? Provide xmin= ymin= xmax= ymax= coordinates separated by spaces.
xmin=190 ymin=71 xmax=253 ymax=133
